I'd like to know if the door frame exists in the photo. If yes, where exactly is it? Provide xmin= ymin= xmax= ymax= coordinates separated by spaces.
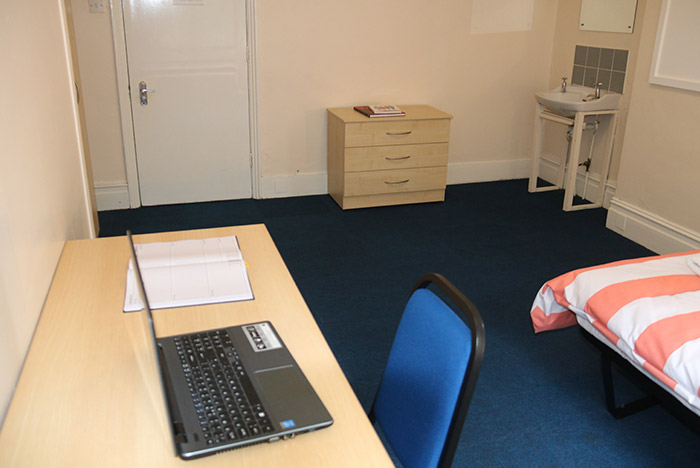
xmin=110 ymin=0 xmax=261 ymax=208
xmin=63 ymin=0 xmax=99 ymax=236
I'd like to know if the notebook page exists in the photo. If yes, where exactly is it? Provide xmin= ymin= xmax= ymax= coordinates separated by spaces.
xmin=123 ymin=235 xmax=253 ymax=312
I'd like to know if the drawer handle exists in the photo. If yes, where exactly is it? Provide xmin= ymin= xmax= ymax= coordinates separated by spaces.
xmin=385 ymin=179 xmax=410 ymax=185
xmin=386 ymin=131 xmax=412 ymax=136
xmin=385 ymin=155 xmax=411 ymax=161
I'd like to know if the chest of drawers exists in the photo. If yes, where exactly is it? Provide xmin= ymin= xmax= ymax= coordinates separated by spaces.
xmin=327 ymin=105 xmax=452 ymax=209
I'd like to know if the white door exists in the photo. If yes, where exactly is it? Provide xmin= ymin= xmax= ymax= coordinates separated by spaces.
xmin=123 ymin=0 xmax=251 ymax=206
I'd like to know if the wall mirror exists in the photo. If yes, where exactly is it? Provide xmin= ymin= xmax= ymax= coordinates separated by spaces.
xmin=579 ymin=0 xmax=637 ymax=33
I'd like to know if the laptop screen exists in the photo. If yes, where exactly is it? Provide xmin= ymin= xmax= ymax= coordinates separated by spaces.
xmin=126 ymin=230 xmax=179 ymax=454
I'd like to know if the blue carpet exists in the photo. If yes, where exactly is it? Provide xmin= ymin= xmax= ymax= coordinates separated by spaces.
xmin=100 ymin=180 xmax=700 ymax=467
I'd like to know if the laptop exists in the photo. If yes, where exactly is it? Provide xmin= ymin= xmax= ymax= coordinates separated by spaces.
xmin=126 ymin=231 xmax=333 ymax=460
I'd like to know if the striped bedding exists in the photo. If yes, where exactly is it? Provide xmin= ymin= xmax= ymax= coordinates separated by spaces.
xmin=531 ymin=249 xmax=700 ymax=412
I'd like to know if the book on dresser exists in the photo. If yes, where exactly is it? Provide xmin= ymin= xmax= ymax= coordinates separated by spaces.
xmin=353 ymin=105 xmax=405 ymax=118
xmin=369 ymin=105 xmax=403 ymax=114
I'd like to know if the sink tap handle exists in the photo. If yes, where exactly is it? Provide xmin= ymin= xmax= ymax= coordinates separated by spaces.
xmin=595 ymin=82 xmax=603 ymax=99
xmin=561 ymin=77 xmax=567 ymax=92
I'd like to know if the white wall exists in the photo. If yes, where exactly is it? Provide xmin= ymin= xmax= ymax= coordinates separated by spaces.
xmin=255 ymin=0 xmax=558 ymax=195
xmin=606 ymin=0 xmax=700 ymax=253
xmin=0 ymin=0 xmax=93 ymax=424
xmin=73 ymin=0 xmax=560 ymax=207
xmin=545 ymin=0 xmax=647 ymax=184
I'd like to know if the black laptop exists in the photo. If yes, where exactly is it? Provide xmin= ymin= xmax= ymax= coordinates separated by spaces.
xmin=126 ymin=231 xmax=333 ymax=460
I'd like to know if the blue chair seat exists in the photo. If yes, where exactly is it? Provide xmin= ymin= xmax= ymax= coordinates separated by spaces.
xmin=369 ymin=273 xmax=485 ymax=468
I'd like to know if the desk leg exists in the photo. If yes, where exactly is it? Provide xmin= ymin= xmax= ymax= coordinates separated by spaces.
xmin=528 ymin=103 xmax=545 ymax=192
xmin=593 ymin=112 xmax=618 ymax=208
xmin=563 ymin=113 xmax=584 ymax=211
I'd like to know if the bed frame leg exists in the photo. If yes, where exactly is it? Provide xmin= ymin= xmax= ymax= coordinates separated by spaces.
xmin=580 ymin=326 xmax=700 ymax=432
xmin=601 ymin=352 xmax=659 ymax=419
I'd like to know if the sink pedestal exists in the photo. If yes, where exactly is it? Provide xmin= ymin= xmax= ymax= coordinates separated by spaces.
xmin=528 ymin=102 xmax=619 ymax=211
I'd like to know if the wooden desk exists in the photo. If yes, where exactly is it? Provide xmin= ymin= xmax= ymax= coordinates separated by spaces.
xmin=0 ymin=225 xmax=393 ymax=467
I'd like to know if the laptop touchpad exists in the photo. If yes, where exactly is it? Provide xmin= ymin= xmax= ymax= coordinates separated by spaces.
xmin=255 ymin=366 xmax=326 ymax=426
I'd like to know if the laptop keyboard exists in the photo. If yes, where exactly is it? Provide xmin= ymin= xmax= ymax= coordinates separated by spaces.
xmin=174 ymin=330 xmax=275 ymax=446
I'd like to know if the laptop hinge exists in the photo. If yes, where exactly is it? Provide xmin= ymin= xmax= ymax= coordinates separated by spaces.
xmin=157 ymin=343 xmax=188 ymax=444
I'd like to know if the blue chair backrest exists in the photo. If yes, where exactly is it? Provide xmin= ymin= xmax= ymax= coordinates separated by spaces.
xmin=373 ymin=285 xmax=476 ymax=468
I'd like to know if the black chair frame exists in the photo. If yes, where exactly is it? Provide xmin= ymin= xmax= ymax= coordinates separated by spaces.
xmin=369 ymin=272 xmax=486 ymax=468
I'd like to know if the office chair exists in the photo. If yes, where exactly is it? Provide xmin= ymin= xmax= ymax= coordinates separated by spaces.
xmin=369 ymin=273 xmax=485 ymax=468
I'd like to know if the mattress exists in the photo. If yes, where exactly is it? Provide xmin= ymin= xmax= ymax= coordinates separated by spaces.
xmin=531 ymin=249 xmax=700 ymax=414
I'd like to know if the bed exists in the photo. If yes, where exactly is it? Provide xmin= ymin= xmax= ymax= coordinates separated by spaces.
xmin=530 ymin=249 xmax=700 ymax=428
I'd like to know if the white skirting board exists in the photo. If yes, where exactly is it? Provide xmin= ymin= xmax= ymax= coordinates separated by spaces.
xmin=95 ymin=157 xmax=617 ymax=209
xmin=94 ymin=158 xmax=580 ymax=208
xmin=259 ymin=171 xmax=328 ymax=199
xmin=606 ymin=198 xmax=700 ymax=255
xmin=536 ymin=155 xmax=616 ymax=208
xmin=95 ymin=184 xmax=130 ymax=211
xmin=446 ymin=158 xmax=531 ymax=185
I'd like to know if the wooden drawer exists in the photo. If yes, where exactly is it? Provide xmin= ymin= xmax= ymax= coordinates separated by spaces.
xmin=344 ymin=119 xmax=450 ymax=148
xmin=344 ymin=167 xmax=447 ymax=197
xmin=345 ymin=143 xmax=448 ymax=172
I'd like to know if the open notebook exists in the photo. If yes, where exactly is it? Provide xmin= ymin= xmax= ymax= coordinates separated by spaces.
xmin=124 ymin=235 xmax=253 ymax=312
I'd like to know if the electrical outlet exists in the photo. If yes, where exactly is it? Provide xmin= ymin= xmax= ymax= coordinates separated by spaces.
xmin=88 ymin=0 xmax=105 ymax=13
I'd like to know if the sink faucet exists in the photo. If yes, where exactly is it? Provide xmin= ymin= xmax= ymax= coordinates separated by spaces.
xmin=561 ymin=77 xmax=567 ymax=92
xmin=595 ymin=82 xmax=603 ymax=99
xmin=585 ymin=82 xmax=604 ymax=101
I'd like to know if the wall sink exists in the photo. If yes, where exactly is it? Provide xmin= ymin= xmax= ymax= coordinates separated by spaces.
xmin=535 ymin=85 xmax=620 ymax=117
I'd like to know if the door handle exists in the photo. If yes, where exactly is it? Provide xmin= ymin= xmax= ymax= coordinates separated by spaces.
xmin=139 ymin=81 xmax=156 ymax=106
